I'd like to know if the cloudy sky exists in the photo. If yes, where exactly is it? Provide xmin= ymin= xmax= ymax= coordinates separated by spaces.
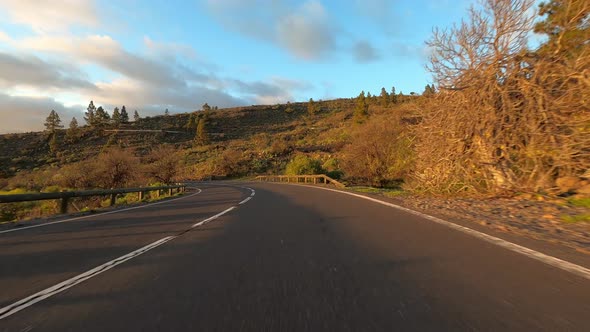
xmin=0 ymin=0 xmax=476 ymax=133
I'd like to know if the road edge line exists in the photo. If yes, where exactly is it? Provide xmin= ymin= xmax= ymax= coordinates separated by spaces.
xmin=264 ymin=183 xmax=590 ymax=281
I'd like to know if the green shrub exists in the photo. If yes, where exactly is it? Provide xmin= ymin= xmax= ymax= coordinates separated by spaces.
xmin=567 ymin=198 xmax=590 ymax=208
xmin=325 ymin=170 xmax=344 ymax=180
xmin=285 ymin=155 xmax=323 ymax=175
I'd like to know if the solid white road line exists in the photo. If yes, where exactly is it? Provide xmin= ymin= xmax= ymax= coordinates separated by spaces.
xmin=0 ymin=186 xmax=256 ymax=320
xmin=0 ymin=189 xmax=203 ymax=235
xmin=272 ymin=183 xmax=590 ymax=281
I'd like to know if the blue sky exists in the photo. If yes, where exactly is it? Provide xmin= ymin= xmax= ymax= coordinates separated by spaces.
xmin=0 ymin=0 xmax=485 ymax=132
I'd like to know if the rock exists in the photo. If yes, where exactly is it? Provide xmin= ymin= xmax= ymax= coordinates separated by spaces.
xmin=556 ymin=176 xmax=583 ymax=192
xmin=581 ymin=169 xmax=590 ymax=179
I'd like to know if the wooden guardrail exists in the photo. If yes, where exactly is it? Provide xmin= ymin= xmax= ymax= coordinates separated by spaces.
xmin=255 ymin=175 xmax=345 ymax=188
xmin=0 ymin=184 xmax=187 ymax=214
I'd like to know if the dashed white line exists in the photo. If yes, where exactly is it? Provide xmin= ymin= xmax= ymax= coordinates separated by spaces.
xmin=0 ymin=236 xmax=176 ymax=319
xmin=0 ymin=188 xmax=203 ymax=235
xmin=192 ymin=206 xmax=236 ymax=228
xmin=239 ymin=197 xmax=252 ymax=205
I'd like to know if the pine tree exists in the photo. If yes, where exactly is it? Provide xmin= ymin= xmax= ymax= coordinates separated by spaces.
xmin=84 ymin=101 xmax=96 ymax=127
xmin=44 ymin=110 xmax=63 ymax=132
xmin=202 ymin=103 xmax=211 ymax=112
xmin=534 ymin=0 xmax=589 ymax=58
xmin=95 ymin=106 xmax=110 ymax=126
xmin=112 ymin=107 xmax=121 ymax=125
xmin=195 ymin=118 xmax=209 ymax=145
xmin=49 ymin=132 xmax=60 ymax=154
xmin=66 ymin=117 xmax=80 ymax=142
xmin=164 ymin=108 xmax=170 ymax=116
xmin=133 ymin=110 xmax=140 ymax=122
xmin=390 ymin=86 xmax=398 ymax=104
xmin=185 ymin=113 xmax=197 ymax=130
xmin=354 ymin=91 xmax=369 ymax=123
xmin=307 ymin=98 xmax=317 ymax=116
xmin=285 ymin=101 xmax=294 ymax=113
xmin=423 ymin=84 xmax=436 ymax=96
xmin=380 ymin=87 xmax=389 ymax=107
xmin=120 ymin=106 xmax=129 ymax=123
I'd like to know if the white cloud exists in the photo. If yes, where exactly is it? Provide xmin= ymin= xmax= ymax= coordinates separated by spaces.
xmin=276 ymin=1 xmax=336 ymax=60
xmin=90 ymin=78 xmax=246 ymax=114
xmin=0 ymin=0 xmax=99 ymax=33
xmin=0 ymin=92 xmax=84 ymax=133
xmin=0 ymin=52 xmax=95 ymax=90
xmin=143 ymin=37 xmax=198 ymax=59
xmin=205 ymin=0 xmax=338 ymax=61
xmin=391 ymin=42 xmax=431 ymax=59
xmin=353 ymin=40 xmax=380 ymax=62
xmin=0 ymin=30 xmax=9 ymax=42
xmin=229 ymin=76 xmax=313 ymax=104
xmin=0 ymin=1 xmax=318 ymax=133
xmin=354 ymin=0 xmax=398 ymax=33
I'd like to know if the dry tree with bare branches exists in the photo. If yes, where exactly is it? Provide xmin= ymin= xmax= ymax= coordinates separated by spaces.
xmin=408 ymin=0 xmax=589 ymax=195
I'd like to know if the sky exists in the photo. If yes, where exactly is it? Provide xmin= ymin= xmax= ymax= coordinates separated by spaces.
xmin=0 ymin=0 xmax=480 ymax=133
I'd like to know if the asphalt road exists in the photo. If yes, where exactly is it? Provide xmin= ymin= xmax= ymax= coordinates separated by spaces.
xmin=1 ymin=182 xmax=589 ymax=331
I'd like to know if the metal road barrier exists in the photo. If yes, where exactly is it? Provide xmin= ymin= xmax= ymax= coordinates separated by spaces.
xmin=255 ymin=175 xmax=345 ymax=188
xmin=0 ymin=184 xmax=187 ymax=214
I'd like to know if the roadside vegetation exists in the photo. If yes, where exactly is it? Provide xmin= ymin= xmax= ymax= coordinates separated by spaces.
xmin=0 ymin=0 xmax=588 ymax=223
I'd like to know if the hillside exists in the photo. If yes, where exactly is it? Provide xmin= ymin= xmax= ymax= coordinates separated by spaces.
xmin=0 ymin=96 xmax=419 ymax=190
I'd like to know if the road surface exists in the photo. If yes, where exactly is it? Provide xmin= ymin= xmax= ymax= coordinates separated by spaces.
xmin=0 ymin=182 xmax=589 ymax=331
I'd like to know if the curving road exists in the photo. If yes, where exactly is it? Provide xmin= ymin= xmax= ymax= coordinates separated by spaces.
xmin=1 ymin=182 xmax=589 ymax=331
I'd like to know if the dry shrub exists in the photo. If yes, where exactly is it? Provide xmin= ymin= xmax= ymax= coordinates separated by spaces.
xmin=56 ymin=148 xmax=140 ymax=189
xmin=250 ymin=133 xmax=271 ymax=150
xmin=408 ymin=0 xmax=590 ymax=195
xmin=340 ymin=116 xmax=413 ymax=187
xmin=203 ymin=148 xmax=250 ymax=178
xmin=94 ymin=148 xmax=140 ymax=188
xmin=143 ymin=145 xmax=181 ymax=184
xmin=269 ymin=136 xmax=292 ymax=155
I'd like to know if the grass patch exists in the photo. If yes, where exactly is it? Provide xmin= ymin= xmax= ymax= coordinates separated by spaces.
xmin=349 ymin=186 xmax=406 ymax=197
xmin=561 ymin=213 xmax=590 ymax=223
xmin=350 ymin=186 xmax=383 ymax=194
xmin=567 ymin=197 xmax=590 ymax=208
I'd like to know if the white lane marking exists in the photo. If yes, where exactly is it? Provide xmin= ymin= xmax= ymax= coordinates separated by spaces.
xmin=0 ymin=189 xmax=203 ymax=235
xmin=239 ymin=197 xmax=252 ymax=205
xmin=271 ymin=183 xmax=590 ymax=281
xmin=0 ymin=187 xmax=257 ymax=321
xmin=192 ymin=206 xmax=236 ymax=228
xmin=0 ymin=236 xmax=176 ymax=320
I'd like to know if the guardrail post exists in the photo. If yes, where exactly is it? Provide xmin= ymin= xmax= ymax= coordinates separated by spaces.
xmin=110 ymin=193 xmax=117 ymax=206
xmin=139 ymin=191 xmax=144 ymax=201
xmin=60 ymin=197 xmax=69 ymax=214
xmin=168 ymin=188 xmax=173 ymax=196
